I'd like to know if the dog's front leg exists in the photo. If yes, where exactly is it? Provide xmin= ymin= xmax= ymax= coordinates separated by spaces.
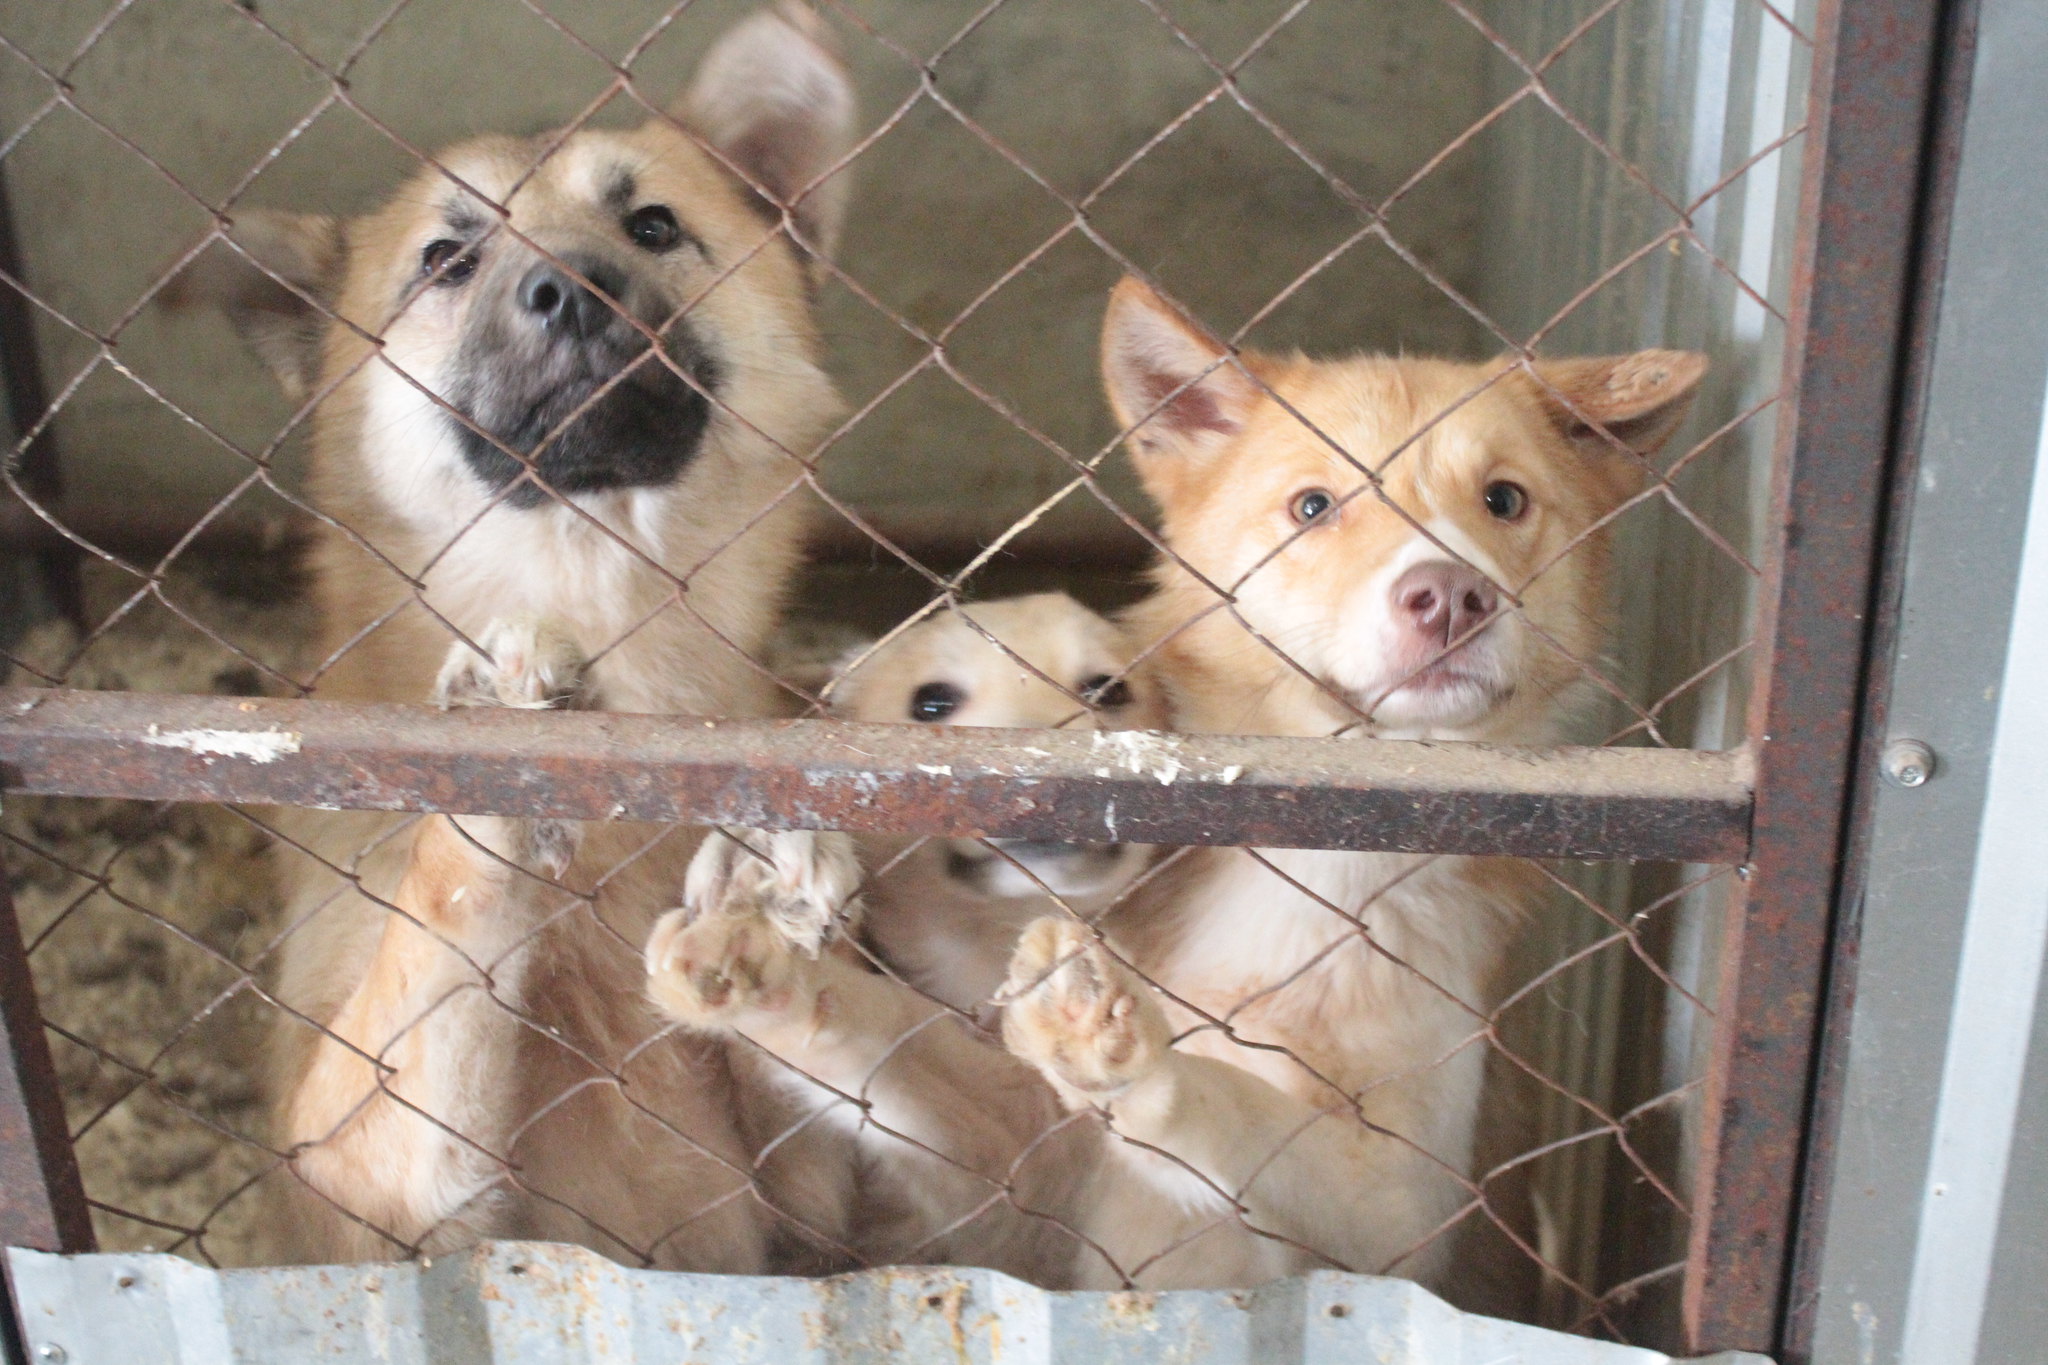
xmin=1001 ymin=916 xmax=1461 ymax=1285
xmin=647 ymin=829 xmax=1075 ymax=1271
xmin=646 ymin=828 xmax=1024 ymax=1141
xmin=284 ymin=621 xmax=591 ymax=1252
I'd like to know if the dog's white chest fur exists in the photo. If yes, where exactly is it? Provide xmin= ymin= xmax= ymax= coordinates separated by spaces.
xmin=1149 ymin=847 xmax=1502 ymax=1105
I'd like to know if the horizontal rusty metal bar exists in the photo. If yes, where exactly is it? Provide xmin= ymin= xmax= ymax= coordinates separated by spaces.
xmin=0 ymin=687 xmax=1751 ymax=861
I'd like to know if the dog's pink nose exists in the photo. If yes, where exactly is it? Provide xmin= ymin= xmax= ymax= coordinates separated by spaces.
xmin=1391 ymin=561 xmax=1499 ymax=648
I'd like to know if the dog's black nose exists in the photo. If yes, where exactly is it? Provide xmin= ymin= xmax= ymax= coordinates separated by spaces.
xmin=517 ymin=257 xmax=630 ymax=338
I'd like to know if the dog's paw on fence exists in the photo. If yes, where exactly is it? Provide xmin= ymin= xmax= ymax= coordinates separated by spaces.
xmin=1001 ymin=916 xmax=1172 ymax=1107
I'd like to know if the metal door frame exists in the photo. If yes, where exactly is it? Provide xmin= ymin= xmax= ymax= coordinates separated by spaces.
xmin=0 ymin=1 xmax=1976 ymax=1356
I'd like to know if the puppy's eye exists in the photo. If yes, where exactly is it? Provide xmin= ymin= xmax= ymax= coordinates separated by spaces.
xmin=420 ymin=239 xmax=478 ymax=285
xmin=1080 ymin=674 xmax=1132 ymax=708
xmin=625 ymin=205 xmax=682 ymax=253
xmin=1290 ymin=489 xmax=1336 ymax=525
xmin=909 ymin=682 xmax=962 ymax=722
xmin=1483 ymin=480 xmax=1530 ymax=522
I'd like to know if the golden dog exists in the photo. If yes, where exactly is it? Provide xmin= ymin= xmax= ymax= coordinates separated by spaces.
xmin=997 ymin=277 xmax=1707 ymax=1294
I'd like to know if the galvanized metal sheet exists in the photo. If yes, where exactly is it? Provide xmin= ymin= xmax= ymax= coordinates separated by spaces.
xmin=5 ymin=1243 xmax=1772 ymax=1365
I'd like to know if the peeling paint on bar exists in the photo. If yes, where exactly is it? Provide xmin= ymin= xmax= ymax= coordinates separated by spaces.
xmin=1093 ymin=730 xmax=1190 ymax=785
xmin=140 ymin=726 xmax=302 ymax=764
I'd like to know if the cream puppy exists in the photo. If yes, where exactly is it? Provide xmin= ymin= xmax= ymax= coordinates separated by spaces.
xmin=640 ymin=593 xmax=1160 ymax=1279
xmin=828 ymin=592 xmax=1168 ymax=1013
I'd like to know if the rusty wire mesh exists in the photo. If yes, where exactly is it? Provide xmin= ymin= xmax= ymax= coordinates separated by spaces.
xmin=0 ymin=0 xmax=1811 ymax=1348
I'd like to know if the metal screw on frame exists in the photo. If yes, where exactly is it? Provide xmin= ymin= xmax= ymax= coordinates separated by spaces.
xmin=1881 ymin=738 xmax=1936 ymax=788
xmin=36 ymin=1344 xmax=67 ymax=1364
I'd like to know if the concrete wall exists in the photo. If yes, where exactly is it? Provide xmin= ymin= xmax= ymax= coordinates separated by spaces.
xmin=0 ymin=0 xmax=1491 ymax=560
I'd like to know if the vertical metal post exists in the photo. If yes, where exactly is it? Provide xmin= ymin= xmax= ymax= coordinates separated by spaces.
xmin=1683 ymin=0 xmax=1954 ymax=1352
xmin=0 ymin=875 xmax=92 ymax=1252
xmin=0 ymin=872 xmax=91 ymax=1365
xmin=0 ymin=161 xmax=81 ymax=626
xmin=1779 ymin=0 xmax=1982 ymax=1357
xmin=1785 ymin=0 xmax=2048 ymax=1354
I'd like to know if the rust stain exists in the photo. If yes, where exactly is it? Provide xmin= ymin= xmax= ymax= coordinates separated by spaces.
xmin=927 ymin=1278 xmax=971 ymax=1363
xmin=1105 ymin=1289 xmax=1160 ymax=1331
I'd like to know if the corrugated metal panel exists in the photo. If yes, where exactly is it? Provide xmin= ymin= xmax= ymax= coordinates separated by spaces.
xmin=6 ymin=1242 xmax=1771 ymax=1365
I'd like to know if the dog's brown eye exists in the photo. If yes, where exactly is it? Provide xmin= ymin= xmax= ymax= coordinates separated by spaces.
xmin=1080 ymin=674 xmax=1131 ymax=708
xmin=1291 ymin=489 xmax=1336 ymax=525
xmin=625 ymin=205 xmax=682 ymax=253
xmin=1484 ymin=480 xmax=1530 ymax=521
xmin=420 ymin=239 xmax=478 ymax=285
xmin=909 ymin=682 xmax=962 ymax=722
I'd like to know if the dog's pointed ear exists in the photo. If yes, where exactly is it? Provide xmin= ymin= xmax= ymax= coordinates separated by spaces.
xmin=164 ymin=210 xmax=345 ymax=404
xmin=1526 ymin=349 xmax=1709 ymax=505
xmin=1101 ymin=277 xmax=1260 ymax=488
xmin=678 ymin=2 xmax=857 ymax=266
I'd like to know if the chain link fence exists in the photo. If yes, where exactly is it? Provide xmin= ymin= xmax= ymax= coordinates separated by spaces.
xmin=0 ymin=0 xmax=1825 ymax=1353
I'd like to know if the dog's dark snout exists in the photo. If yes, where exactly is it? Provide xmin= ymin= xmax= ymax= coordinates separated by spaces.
xmin=1392 ymin=561 xmax=1499 ymax=646
xmin=517 ymin=257 xmax=629 ymax=338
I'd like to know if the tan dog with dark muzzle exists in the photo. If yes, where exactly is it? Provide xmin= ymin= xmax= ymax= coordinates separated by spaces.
xmin=178 ymin=6 xmax=866 ymax=1270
